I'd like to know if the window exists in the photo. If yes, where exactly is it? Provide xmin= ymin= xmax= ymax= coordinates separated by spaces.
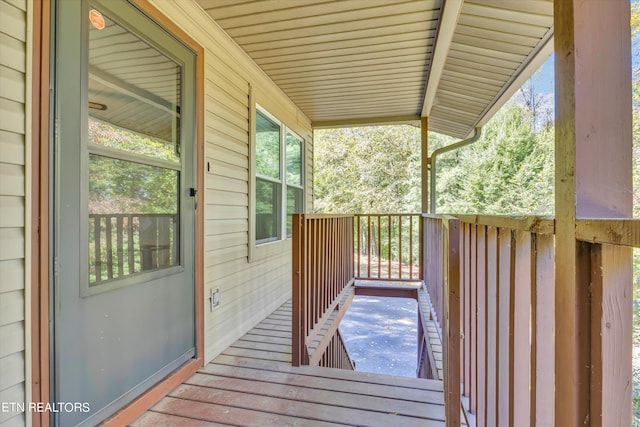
xmin=255 ymin=107 xmax=304 ymax=244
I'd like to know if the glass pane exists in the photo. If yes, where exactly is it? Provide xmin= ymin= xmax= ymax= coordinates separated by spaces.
xmin=256 ymin=178 xmax=281 ymax=242
xmin=286 ymin=132 xmax=302 ymax=186
xmin=89 ymin=154 xmax=179 ymax=284
xmin=88 ymin=7 xmax=181 ymax=162
xmin=287 ymin=186 xmax=304 ymax=237
xmin=256 ymin=110 xmax=281 ymax=179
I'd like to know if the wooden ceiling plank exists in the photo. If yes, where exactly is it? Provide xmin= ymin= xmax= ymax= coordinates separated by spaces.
xmin=447 ymin=57 xmax=515 ymax=77
xmin=278 ymin=74 xmax=425 ymax=91
xmin=448 ymin=48 xmax=520 ymax=69
xmin=444 ymin=63 xmax=512 ymax=81
xmin=248 ymin=30 xmax=434 ymax=59
xmin=232 ymin=14 xmax=437 ymax=45
xmin=442 ymin=68 xmax=506 ymax=87
xmin=268 ymin=60 xmax=429 ymax=81
xmin=260 ymin=47 xmax=430 ymax=72
xmin=219 ymin=1 xmax=437 ymax=36
xmin=453 ymin=34 xmax=535 ymax=56
xmin=450 ymin=41 xmax=524 ymax=63
xmin=289 ymin=84 xmax=423 ymax=100
xmin=274 ymin=67 xmax=428 ymax=86
xmin=456 ymin=24 xmax=539 ymax=47
xmin=437 ymin=84 xmax=496 ymax=101
xmin=439 ymin=74 xmax=503 ymax=92
xmin=466 ymin=0 xmax=553 ymax=16
xmin=463 ymin=2 xmax=552 ymax=27
xmin=457 ymin=14 xmax=549 ymax=39
xmin=295 ymin=93 xmax=423 ymax=109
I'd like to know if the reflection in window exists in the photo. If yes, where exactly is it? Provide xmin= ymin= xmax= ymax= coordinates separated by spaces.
xmin=256 ymin=110 xmax=282 ymax=242
xmin=287 ymin=186 xmax=303 ymax=237
xmin=256 ymin=179 xmax=281 ymax=243
xmin=88 ymin=154 xmax=179 ymax=284
xmin=87 ymin=6 xmax=183 ymax=285
xmin=256 ymin=111 xmax=280 ymax=179
xmin=286 ymin=132 xmax=303 ymax=237
xmin=254 ymin=107 xmax=305 ymax=244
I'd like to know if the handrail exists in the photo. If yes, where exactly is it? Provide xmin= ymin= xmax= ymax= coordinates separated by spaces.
xmin=576 ymin=218 xmax=640 ymax=247
xmin=292 ymin=214 xmax=355 ymax=367
xmin=453 ymin=214 xmax=555 ymax=234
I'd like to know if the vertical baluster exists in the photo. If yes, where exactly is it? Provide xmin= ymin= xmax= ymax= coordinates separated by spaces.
xmin=497 ymin=228 xmax=514 ymax=427
xmin=105 ymin=216 xmax=113 ymax=279
xmin=409 ymin=215 xmax=413 ymax=279
xmin=398 ymin=215 xmax=402 ymax=279
xmin=93 ymin=216 xmax=102 ymax=282
xmin=388 ymin=215 xmax=392 ymax=279
xmin=116 ymin=216 xmax=124 ymax=278
xmin=128 ymin=215 xmax=135 ymax=273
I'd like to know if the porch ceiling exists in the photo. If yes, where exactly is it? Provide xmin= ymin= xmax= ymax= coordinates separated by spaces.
xmin=197 ymin=0 xmax=553 ymax=139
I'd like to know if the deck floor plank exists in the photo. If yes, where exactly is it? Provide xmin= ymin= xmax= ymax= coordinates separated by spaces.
xmin=200 ymin=364 xmax=444 ymax=403
xmin=184 ymin=372 xmax=445 ymax=418
xmin=134 ymin=299 xmax=447 ymax=426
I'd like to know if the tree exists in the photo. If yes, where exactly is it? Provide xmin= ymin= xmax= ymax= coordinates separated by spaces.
xmin=434 ymin=103 xmax=554 ymax=216
xmin=314 ymin=125 xmax=421 ymax=214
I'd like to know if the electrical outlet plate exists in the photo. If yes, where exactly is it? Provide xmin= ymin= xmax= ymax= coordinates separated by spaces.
xmin=210 ymin=287 xmax=220 ymax=311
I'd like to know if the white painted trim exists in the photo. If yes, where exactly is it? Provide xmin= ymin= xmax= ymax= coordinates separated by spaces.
xmin=421 ymin=0 xmax=464 ymax=117
xmin=25 ymin=0 xmax=33 ymax=425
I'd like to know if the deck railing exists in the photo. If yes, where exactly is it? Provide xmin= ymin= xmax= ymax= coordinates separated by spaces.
xmin=453 ymin=215 xmax=556 ymax=427
xmin=354 ymin=213 xmax=422 ymax=281
xmin=292 ymin=214 xmax=355 ymax=367
xmin=427 ymin=214 xmax=637 ymax=426
xmin=89 ymin=213 xmax=178 ymax=284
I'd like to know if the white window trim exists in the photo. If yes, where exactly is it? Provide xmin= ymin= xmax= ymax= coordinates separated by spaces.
xmin=248 ymin=98 xmax=305 ymax=262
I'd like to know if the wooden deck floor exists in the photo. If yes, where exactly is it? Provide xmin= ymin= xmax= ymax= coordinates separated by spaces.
xmin=132 ymin=300 xmax=447 ymax=426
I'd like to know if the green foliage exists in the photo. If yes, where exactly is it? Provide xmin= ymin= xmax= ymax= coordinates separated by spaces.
xmin=435 ymin=103 xmax=554 ymax=216
xmin=314 ymin=125 xmax=421 ymax=213
xmin=88 ymin=119 xmax=178 ymax=214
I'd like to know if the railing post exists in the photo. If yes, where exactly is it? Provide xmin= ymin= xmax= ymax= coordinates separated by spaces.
xmin=292 ymin=213 xmax=308 ymax=366
xmin=443 ymin=217 xmax=461 ymax=426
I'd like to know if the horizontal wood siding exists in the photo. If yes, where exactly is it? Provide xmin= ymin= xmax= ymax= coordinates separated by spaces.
xmin=0 ymin=0 xmax=27 ymax=426
xmin=148 ymin=0 xmax=313 ymax=364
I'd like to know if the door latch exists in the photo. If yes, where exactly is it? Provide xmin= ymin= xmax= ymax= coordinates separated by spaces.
xmin=189 ymin=187 xmax=198 ymax=209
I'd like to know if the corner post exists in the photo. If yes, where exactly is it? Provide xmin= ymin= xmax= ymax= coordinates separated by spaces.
xmin=554 ymin=1 xmax=632 ymax=425
xmin=421 ymin=116 xmax=429 ymax=214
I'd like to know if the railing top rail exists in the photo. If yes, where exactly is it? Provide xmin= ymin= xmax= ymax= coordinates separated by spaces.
xmin=354 ymin=213 xmax=421 ymax=217
xmin=89 ymin=213 xmax=177 ymax=218
xmin=298 ymin=213 xmax=354 ymax=219
xmin=576 ymin=218 xmax=640 ymax=248
xmin=421 ymin=213 xmax=459 ymax=221
xmin=450 ymin=214 xmax=555 ymax=234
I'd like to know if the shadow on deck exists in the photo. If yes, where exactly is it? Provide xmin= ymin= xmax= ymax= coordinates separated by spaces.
xmin=132 ymin=300 xmax=447 ymax=426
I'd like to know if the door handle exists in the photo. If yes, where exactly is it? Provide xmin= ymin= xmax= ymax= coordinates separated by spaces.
xmin=189 ymin=187 xmax=198 ymax=209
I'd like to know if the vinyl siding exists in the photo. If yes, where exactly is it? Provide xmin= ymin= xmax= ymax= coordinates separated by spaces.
xmin=149 ymin=0 xmax=313 ymax=363
xmin=0 ymin=0 xmax=27 ymax=424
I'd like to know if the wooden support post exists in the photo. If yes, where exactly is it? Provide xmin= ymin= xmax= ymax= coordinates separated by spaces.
xmin=421 ymin=116 xmax=429 ymax=213
xmin=444 ymin=218 xmax=460 ymax=426
xmin=292 ymin=214 xmax=308 ymax=366
xmin=554 ymin=1 xmax=632 ymax=425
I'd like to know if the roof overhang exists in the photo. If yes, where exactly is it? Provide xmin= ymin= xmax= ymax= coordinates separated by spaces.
xmin=196 ymin=0 xmax=554 ymax=138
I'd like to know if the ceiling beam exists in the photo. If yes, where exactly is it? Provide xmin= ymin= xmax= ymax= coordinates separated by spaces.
xmin=421 ymin=0 xmax=464 ymax=118
xmin=312 ymin=114 xmax=421 ymax=129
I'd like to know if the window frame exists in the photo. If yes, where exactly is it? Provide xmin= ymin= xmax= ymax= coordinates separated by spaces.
xmin=250 ymin=103 xmax=305 ymax=256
